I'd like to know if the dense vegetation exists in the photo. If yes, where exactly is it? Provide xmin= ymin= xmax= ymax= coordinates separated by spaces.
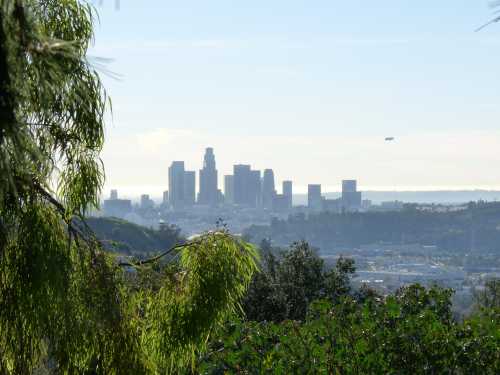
xmin=245 ymin=202 xmax=500 ymax=254
xmin=0 ymin=2 xmax=257 ymax=373
xmin=195 ymin=243 xmax=500 ymax=374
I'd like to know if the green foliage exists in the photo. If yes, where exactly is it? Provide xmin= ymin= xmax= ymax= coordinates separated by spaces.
xmin=474 ymin=278 xmax=500 ymax=311
xmin=0 ymin=1 xmax=258 ymax=373
xmin=243 ymin=241 xmax=356 ymax=322
xmin=198 ymin=285 xmax=500 ymax=374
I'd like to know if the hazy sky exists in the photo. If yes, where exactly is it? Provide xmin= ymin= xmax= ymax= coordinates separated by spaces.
xmin=90 ymin=0 xmax=500 ymax=196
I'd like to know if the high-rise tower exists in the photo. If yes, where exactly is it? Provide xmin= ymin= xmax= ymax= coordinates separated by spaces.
xmin=262 ymin=169 xmax=276 ymax=209
xmin=198 ymin=147 xmax=218 ymax=205
xmin=168 ymin=161 xmax=185 ymax=209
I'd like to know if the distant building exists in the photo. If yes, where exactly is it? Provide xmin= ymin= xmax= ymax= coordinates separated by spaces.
xmin=184 ymin=171 xmax=196 ymax=206
xmin=168 ymin=161 xmax=185 ymax=209
xmin=233 ymin=165 xmax=261 ymax=207
xmin=323 ymin=198 xmax=341 ymax=213
xmin=110 ymin=189 xmax=118 ymax=200
xmin=198 ymin=147 xmax=218 ymax=206
xmin=140 ymin=194 xmax=154 ymax=209
xmin=283 ymin=180 xmax=293 ymax=209
xmin=168 ymin=161 xmax=196 ymax=209
xmin=262 ymin=169 xmax=276 ymax=209
xmin=341 ymin=179 xmax=362 ymax=212
xmin=103 ymin=198 xmax=132 ymax=218
xmin=162 ymin=190 xmax=169 ymax=205
xmin=362 ymin=199 xmax=372 ymax=210
xmin=308 ymin=184 xmax=322 ymax=211
xmin=250 ymin=170 xmax=262 ymax=208
xmin=224 ymin=175 xmax=234 ymax=204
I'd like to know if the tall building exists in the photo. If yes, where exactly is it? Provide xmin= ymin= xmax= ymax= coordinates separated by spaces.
xmin=168 ymin=161 xmax=185 ymax=209
xmin=184 ymin=171 xmax=196 ymax=206
xmin=308 ymin=184 xmax=322 ymax=211
xmin=103 ymin=189 xmax=132 ymax=218
xmin=261 ymin=169 xmax=276 ymax=209
xmin=224 ymin=175 xmax=234 ymax=204
xmin=283 ymin=180 xmax=293 ymax=209
xmin=198 ymin=147 xmax=218 ymax=206
xmin=342 ymin=180 xmax=357 ymax=193
xmin=162 ymin=190 xmax=169 ymax=205
xmin=233 ymin=164 xmax=261 ymax=207
xmin=250 ymin=170 xmax=262 ymax=207
xmin=341 ymin=179 xmax=362 ymax=211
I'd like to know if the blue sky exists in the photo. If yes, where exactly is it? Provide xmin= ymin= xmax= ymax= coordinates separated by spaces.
xmin=89 ymin=0 xmax=500 ymax=196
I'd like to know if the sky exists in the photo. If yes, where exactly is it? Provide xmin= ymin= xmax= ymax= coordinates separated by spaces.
xmin=89 ymin=0 xmax=500 ymax=197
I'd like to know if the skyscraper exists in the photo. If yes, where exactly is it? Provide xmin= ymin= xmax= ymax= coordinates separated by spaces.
xmin=184 ymin=171 xmax=196 ymax=206
xmin=110 ymin=189 xmax=118 ymax=200
xmin=224 ymin=175 xmax=234 ymax=204
xmin=341 ymin=179 xmax=362 ymax=211
xmin=342 ymin=180 xmax=357 ymax=193
xmin=261 ymin=169 xmax=276 ymax=209
xmin=283 ymin=180 xmax=293 ymax=209
xmin=233 ymin=164 xmax=250 ymax=205
xmin=198 ymin=147 xmax=218 ymax=206
xmin=233 ymin=164 xmax=261 ymax=207
xmin=168 ymin=161 xmax=185 ymax=209
xmin=162 ymin=190 xmax=169 ymax=205
xmin=308 ymin=184 xmax=322 ymax=211
xmin=249 ymin=170 xmax=262 ymax=207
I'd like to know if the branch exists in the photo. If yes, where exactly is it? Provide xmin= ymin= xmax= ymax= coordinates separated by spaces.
xmin=118 ymin=239 xmax=204 ymax=268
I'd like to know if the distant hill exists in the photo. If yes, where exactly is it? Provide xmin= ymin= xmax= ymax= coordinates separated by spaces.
xmin=86 ymin=217 xmax=185 ymax=257
xmin=245 ymin=201 xmax=500 ymax=256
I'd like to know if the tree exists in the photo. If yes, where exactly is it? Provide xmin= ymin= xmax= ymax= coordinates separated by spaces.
xmin=0 ymin=1 xmax=257 ymax=373
xmin=474 ymin=278 xmax=500 ymax=311
xmin=243 ymin=241 xmax=359 ymax=322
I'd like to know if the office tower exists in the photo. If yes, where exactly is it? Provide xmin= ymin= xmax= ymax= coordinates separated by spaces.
xmin=283 ymin=180 xmax=293 ymax=209
xmin=224 ymin=175 xmax=234 ymax=204
xmin=262 ymin=169 xmax=276 ymax=209
xmin=341 ymin=179 xmax=362 ymax=212
xmin=168 ymin=161 xmax=185 ymax=209
xmin=249 ymin=170 xmax=262 ymax=207
xmin=308 ymin=184 xmax=322 ymax=211
xmin=233 ymin=164 xmax=250 ymax=205
xmin=103 ymin=191 xmax=132 ymax=218
xmin=233 ymin=164 xmax=261 ymax=207
xmin=198 ymin=147 xmax=218 ymax=206
xmin=184 ymin=171 xmax=196 ymax=206
xmin=342 ymin=180 xmax=357 ymax=193
xmin=162 ymin=190 xmax=169 ymax=205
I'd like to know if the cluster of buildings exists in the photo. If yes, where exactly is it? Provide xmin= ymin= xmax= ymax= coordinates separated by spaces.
xmin=101 ymin=147 xmax=366 ymax=230
xmin=163 ymin=148 xmax=294 ymax=212
xmin=162 ymin=147 xmax=365 ymax=213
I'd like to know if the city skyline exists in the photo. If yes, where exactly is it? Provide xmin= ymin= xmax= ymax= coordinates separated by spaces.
xmin=91 ymin=1 xmax=500 ymax=193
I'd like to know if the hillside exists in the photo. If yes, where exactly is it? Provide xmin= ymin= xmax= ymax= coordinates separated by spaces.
xmin=245 ymin=202 xmax=500 ymax=254
xmin=86 ymin=217 xmax=185 ymax=257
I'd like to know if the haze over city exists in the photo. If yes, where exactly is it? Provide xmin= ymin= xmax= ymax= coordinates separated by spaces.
xmin=90 ymin=0 xmax=500 ymax=195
